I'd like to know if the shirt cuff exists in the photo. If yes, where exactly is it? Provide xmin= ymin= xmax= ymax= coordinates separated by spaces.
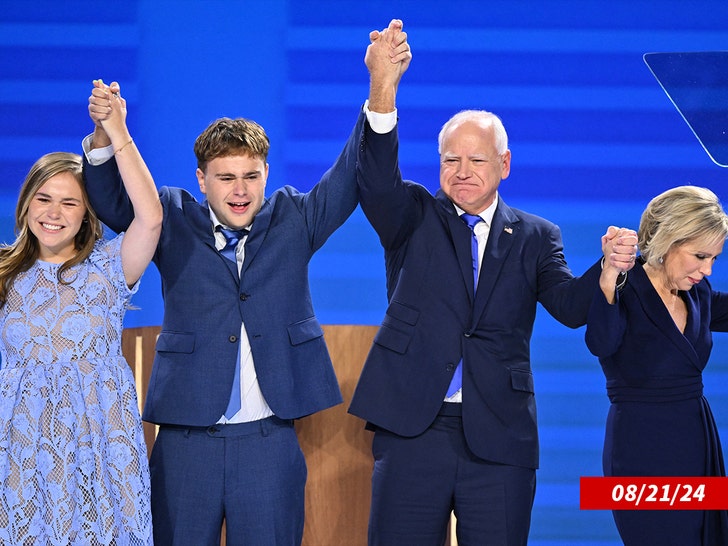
xmin=364 ymin=99 xmax=397 ymax=134
xmin=82 ymin=133 xmax=114 ymax=166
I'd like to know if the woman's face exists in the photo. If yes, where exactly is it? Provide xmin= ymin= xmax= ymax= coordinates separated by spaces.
xmin=663 ymin=238 xmax=725 ymax=291
xmin=27 ymin=172 xmax=87 ymax=263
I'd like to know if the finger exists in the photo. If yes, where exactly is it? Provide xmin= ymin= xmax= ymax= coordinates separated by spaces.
xmin=387 ymin=19 xmax=403 ymax=32
xmin=390 ymin=33 xmax=409 ymax=56
xmin=603 ymin=225 xmax=619 ymax=240
xmin=615 ymin=228 xmax=636 ymax=239
xmin=369 ymin=30 xmax=380 ymax=42
xmin=614 ymin=237 xmax=638 ymax=248
xmin=391 ymin=30 xmax=408 ymax=48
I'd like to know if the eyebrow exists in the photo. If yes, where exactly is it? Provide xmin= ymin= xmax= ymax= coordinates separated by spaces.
xmin=214 ymin=170 xmax=261 ymax=178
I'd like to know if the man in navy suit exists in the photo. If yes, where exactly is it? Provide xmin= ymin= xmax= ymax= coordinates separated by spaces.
xmin=82 ymin=21 xmax=411 ymax=546
xmin=348 ymin=23 xmax=637 ymax=546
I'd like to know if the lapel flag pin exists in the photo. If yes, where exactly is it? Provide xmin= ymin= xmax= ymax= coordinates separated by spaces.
xmin=504 ymin=226 xmax=513 ymax=234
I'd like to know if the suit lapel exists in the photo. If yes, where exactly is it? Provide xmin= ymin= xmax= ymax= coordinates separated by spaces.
xmin=633 ymin=263 xmax=701 ymax=366
xmin=437 ymin=192 xmax=476 ymax=301
xmin=187 ymin=199 xmax=216 ymax=247
xmin=472 ymin=201 xmax=518 ymax=323
xmin=189 ymin=200 xmax=238 ymax=281
xmin=241 ymin=197 xmax=272 ymax=275
xmin=437 ymin=192 xmax=519 ymax=320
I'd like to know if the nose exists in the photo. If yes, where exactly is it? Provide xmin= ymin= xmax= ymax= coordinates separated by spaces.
xmin=47 ymin=202 xmax=62 ymax=218
xmin=456 ymin=163 xmax=471 ymax=179
xmin=700 ymin=261 xmax=713 ymax=277
xmin=232 ymin=179 xmax=247 ymax=194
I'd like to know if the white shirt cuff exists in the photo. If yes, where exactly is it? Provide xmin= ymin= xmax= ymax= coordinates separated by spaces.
xmin=364 ymin=99 xmax=397 ymax=134
xmin=82 ymin=133 xmax=114 ymax=166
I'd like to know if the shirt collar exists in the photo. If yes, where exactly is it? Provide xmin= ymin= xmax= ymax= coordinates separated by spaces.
xmin=453 ymin=193 xmax=498 ymax=227
xmin=209 ymin=208 xmax=253 ymax=233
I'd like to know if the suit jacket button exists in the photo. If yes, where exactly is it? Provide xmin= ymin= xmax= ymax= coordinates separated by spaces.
xmin=463 ymin=330 xmax=473 ymax=338
xmin=240 ymin=293 xmax=249 ymax=301
xmin=446 ymin=363 xmax=455 ymax=371
xmin=229 ymin=335 xmax=237 ymax=343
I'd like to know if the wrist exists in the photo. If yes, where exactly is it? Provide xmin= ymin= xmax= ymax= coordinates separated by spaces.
xmin=600 ymin=257 xmax=628 ymax=290
xmin=91 ymin=126 xmax=112 ymax=149
xmin=367 ymin=81 xmax=396 ymax=113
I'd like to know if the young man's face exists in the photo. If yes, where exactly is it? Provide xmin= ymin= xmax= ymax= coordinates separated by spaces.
xmin=197 ymin=154 xmax=269 ymax=229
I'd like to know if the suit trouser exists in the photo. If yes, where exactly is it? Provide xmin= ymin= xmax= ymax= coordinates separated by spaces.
xmin=149 ymin=416 xmax=306 ymax=546
xmin=368 ymin=403 xmax=536 ymax=546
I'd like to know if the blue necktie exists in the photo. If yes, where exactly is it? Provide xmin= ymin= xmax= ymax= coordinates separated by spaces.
xmin=217 ymin=226 xmax=248 ymax=418
xmin=217 ymin=227 xmax=247 ymax=269
xmin=446 ymin=213 xmax=482 ymax=398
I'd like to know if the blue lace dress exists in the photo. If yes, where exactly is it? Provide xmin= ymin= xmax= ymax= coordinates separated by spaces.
xmin=0 ymin=235 xmax=153 ymax=545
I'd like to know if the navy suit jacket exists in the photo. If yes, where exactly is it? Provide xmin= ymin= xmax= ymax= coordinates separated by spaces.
xmin=83 ymin=110 xmax=366 ymax=426
xmin=348 ymin=122 xmax=601 ymax=470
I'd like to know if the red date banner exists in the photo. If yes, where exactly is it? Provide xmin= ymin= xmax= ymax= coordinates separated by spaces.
xmin=580 ymin=477 xmax=728 ymax=510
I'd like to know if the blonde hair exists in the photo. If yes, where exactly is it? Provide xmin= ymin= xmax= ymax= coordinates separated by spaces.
xmin=0 ymin=152 xmax=104 ymax=308
xmin=638 ymin=185 xmax=728 ymax=267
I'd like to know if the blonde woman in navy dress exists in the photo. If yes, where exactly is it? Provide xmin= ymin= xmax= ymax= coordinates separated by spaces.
xmin=0 ymin=80 xmax=161 ymax=544
xmin=587 ymin=186 xmax=728 ymax=545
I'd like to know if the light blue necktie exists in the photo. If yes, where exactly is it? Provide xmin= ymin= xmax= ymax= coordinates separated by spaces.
xmin=217 ymin=226 xmax=248 ymax=418
xmin=446 ymin=213 xmax=482 ymax=398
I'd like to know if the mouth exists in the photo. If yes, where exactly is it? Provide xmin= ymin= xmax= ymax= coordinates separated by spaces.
xmin=227 ymin=200 xmax=250 ymax=214
xmin=688 ymin=276 xmax=702 ymax=285
xmin=40 ymin=222 xmax=63 ymax=232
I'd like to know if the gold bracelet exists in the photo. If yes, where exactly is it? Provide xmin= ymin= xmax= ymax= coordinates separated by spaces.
xmin=113 ymin=138 xmax=134 ymax=155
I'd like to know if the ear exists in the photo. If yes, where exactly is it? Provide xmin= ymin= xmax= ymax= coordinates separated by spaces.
xmin=500 ymin=150 xmax=512 ymax=180
xmin=196 ymin=168 xmax=206 ymax=194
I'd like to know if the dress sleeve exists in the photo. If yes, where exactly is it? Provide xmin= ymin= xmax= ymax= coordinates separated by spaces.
xmin=585 ymin=284 xmax=626 ymax=358
xmin=710 ymin=287 xmax=728 ymax=332
xmin=93 ymin=234 xmax=140 ymax=304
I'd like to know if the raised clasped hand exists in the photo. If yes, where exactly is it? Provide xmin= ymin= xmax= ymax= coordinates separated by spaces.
xmin=88 ymin=79 xmax=127 ymax=138
xmin=602 ymin=226 xmax=639 ymax=273
xmin=365 ymin=19 xmax=412 ymax=87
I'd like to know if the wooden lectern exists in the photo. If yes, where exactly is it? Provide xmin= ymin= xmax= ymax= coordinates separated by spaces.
xmin=121 ymin=325 xmax=377 ymax=545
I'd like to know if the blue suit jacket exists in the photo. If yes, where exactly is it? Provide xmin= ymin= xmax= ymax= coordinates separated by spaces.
xmin=83 ymin=110 xmax=366 ymax=426
xmin=348 ymin=122 xmax=601 ymax=470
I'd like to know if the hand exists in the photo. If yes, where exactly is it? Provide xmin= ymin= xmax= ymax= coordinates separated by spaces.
xmin=602 ymin=226 xmax=638 ymax=273
xmin=365 ymin=19 xmax=412 ymax=112
xmin=88 ymin=79 xmax=128 ymax=142
xmin=368 ymin=19 xmax=411 ymax=85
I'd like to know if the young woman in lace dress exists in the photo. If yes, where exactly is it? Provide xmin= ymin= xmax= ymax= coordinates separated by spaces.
xmin=0 ymin=80 xmax=161 ymax=545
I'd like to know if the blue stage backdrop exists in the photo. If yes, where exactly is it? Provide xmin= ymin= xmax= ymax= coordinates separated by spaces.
xmin=2 ymin=2 xmax=728 ymax=544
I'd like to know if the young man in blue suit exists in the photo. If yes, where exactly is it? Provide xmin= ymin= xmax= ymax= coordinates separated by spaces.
xmin=81 ymin=21 xmax=411 ymax=546
xmin=349 ymin=23 xmax=637 ymax=546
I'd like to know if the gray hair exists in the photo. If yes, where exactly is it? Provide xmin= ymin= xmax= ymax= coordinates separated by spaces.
xmin=639 ymin=185 xmax=728 ymax=266
xmin=437 ymin=110 xmax=508 ymax=155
